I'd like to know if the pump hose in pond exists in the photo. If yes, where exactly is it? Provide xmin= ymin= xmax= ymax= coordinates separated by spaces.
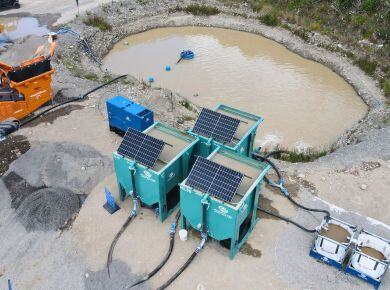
xmin=127 ymin=210 xmax=181 ymax=289
xmin=156 ymin=202 xmax=208 ymax=290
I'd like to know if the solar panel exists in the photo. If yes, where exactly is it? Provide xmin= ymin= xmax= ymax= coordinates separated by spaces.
xmin=186 ymin=157 xmax=243 ymax=203
xmin=192 ymin=108 xmax=240 ymax=144
xmin=117 ymin=127 xmax=165 ymax=168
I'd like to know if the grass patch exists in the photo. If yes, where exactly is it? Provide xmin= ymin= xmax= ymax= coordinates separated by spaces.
xmin=83 ymin=15 xmax=112 ymax=31
xmin=177 ymin=115 xmax=196 ymax=123
xmin=170 ymin=4 xmax=220 ymax=16
xmin=84 ymin=73 xmax=99 ymax=82
xmin=292 ymin=28 xmax=310 ymax=41
xmin=265 ymin=149 xmax=329 ymax=163
xmin=355 ymin=57 xmax=377 ymax=76
xmin=258 ymin=14 xmax=279 ymax=26
xmin=179 ymin=99 xmax=193 ymax=111
xmin=381 ymin=79 xmax=390 ymax=98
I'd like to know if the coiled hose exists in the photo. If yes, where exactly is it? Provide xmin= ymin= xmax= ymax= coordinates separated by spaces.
xmin=127 ymin=211 xmax=181 ymax=289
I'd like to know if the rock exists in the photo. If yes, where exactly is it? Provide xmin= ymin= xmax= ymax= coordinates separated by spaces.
xmin=360 ymin=184 xmax=368 ymax=190
xmin=321 ymin=177 xmax=326 ymax=181
xmin=81 ymin=166 xmax=86 ymax=171
xmin=124 ymin=41 xmax=129 ymax=45
xmin=298 ymin=173 xmax=305 ymax=179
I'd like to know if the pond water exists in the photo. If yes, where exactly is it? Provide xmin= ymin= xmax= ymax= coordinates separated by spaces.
xmin=103 ymin=27 xmax=367 ymax=150
xmin=0 ymin=17 xmax=49 ymax=46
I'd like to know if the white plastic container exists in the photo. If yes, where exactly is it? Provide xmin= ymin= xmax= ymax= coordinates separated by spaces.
xmin=179 ymin=229 xmax=188 ymax=241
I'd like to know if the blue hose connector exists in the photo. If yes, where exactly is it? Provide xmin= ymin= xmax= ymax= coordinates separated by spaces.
xmin=170 ymin=222 xmax=176 ymax=235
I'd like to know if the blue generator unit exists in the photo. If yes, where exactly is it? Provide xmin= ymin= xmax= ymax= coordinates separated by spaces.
xmin=107 ymin=95 xmax=154 ymax=133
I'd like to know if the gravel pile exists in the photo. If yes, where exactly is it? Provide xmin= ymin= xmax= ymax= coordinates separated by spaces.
xmin=3 ymin=171 xmax=80 ymax=232
xmin=15 ymin=187 xmax=80 ymax=232
xmin=2 ymin=141 xmax=112 ymax=232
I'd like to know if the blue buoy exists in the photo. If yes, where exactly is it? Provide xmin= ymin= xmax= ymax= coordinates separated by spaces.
xmin=165 ymin=65 xmax=171 ymax=71
xmin=148 ymin=77 xmax=155 ymax=83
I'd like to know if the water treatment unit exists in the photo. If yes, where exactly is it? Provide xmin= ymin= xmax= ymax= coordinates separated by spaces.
xmin=113 ymin=122 xmax=198 ymax=221
xmin=179 ymin=147 xmax=270 ymax=259
xmin=188 ymin=104 xmax=263 ymax=158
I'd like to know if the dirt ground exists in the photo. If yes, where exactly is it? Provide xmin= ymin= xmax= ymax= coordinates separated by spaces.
xmin=0 ymin=1 xmax=389 ymax=290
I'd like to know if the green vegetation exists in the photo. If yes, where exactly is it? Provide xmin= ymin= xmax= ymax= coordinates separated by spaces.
xmin=84 ymin=73 xmax=99 ymax=82
xmin=177 ymin=115 xmax=196 ymax=123
xmin=258 ymin=14 xmax=279 ymax=26
xmin=220 ymin=0 xmax=389 ymax=100
xmin=179 ymin=99 xmax=193 ymax=111
xmin=355 ymin=58 xmax=377 ymax=76
xmin=83 ymin=15 xmax=112 ymax=31
xmin=170 ymin=4 xmax=220 ymax=16
xmin=266 ymin=149 xmax=328 ymax=163
xmin=381 ymin=79 xmax=390 ymax=98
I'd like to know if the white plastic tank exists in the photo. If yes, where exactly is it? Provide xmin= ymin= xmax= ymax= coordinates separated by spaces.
xmin=314 ymin=217 xmax=357 ymax=263
xmin=350 ymin=231 xmax=390 ymax=280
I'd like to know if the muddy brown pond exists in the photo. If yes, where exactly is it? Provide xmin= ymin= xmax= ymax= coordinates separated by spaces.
xmin=103 ymin=27 xmax=367 ymax=150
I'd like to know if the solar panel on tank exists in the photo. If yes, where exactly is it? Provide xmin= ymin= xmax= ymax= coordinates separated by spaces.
xmin=117 ymin=127 xmax=165 ymax=168
xmin=192 ymin=108 xmax=240 ymax=144
xmin=186 ymin=156 xmax=243 ymax=203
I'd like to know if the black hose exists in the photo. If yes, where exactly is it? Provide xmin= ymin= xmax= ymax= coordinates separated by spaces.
xmin=127 ymin=211 xmax=181 ymax=289
xmin=107 ymin=213 xmax=135 ymax=277
xmin=19 ymin=75 xmax=127 ymax=127
xmin=176 ymin=57 xmax=184 ymax=64
xmin=253 ymin=151 xmax=330 ymax=219
xmin=252 ymin=152 xmax=282 ymax=182
xmin=286 ymin=195 xmax=330 ymax=218
xmin=107 ymin=167 xmax=138 ymax=277
xmin=257 ymin=207 xmax=316 ymax=233
xmin=157 ymin=201 xmax=208 ymax=290
xmin=156 ymin=251 xmax=198 ymax=290
xmin=264 ymin=150 xmax=289 ymax=159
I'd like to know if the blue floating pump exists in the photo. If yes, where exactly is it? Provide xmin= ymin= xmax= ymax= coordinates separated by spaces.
xmin=180 ymin=50 xmax=195 ymax=60
xmin=165 ymin=65 xmax=171 ymax=71
xmin=148 ymin=77 xmax=155 ymax=83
